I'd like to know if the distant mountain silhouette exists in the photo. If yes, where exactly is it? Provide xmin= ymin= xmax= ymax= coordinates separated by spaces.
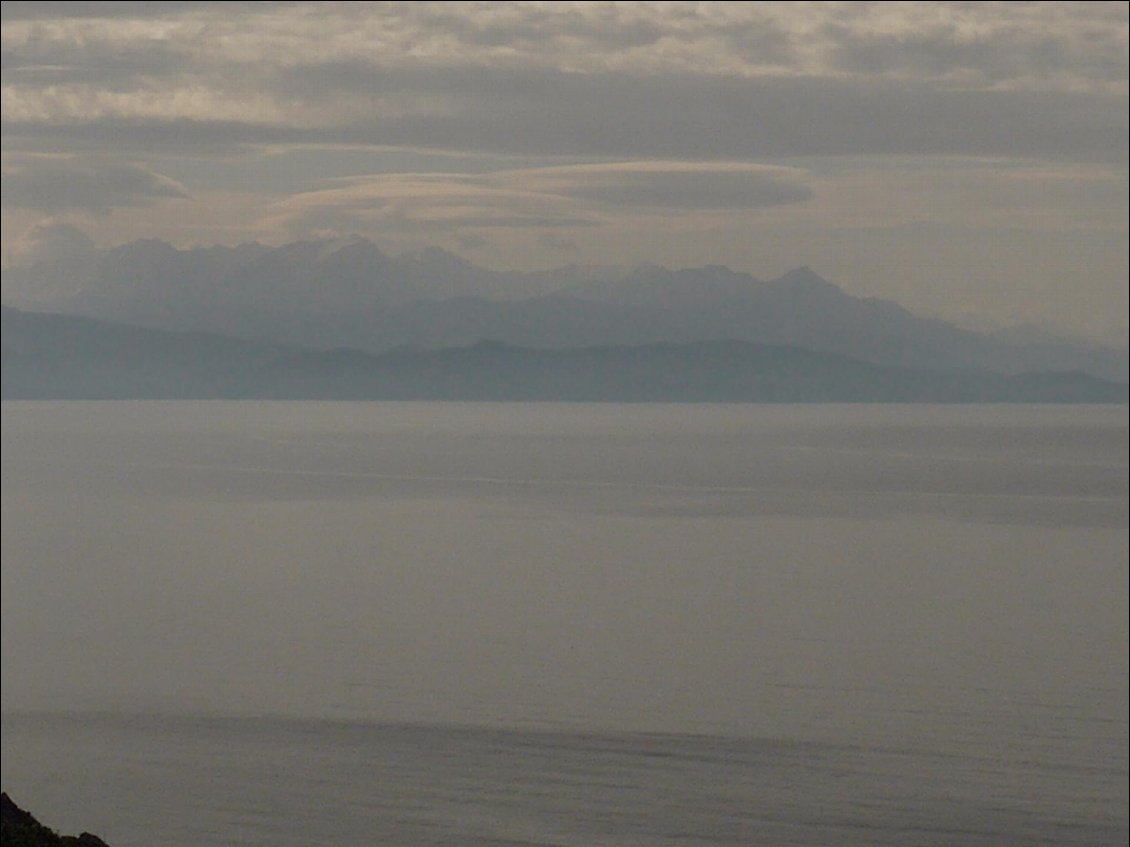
xmin=4 ymin=307 xmax=1125 ymax=403
xmin=4 ymin=237 xmax=1125 ymax=381
xmin=1 ymin=307 xmax=289 ymax=398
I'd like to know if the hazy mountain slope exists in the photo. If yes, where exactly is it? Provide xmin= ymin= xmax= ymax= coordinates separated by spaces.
xmin=1 ymin=306 xmax=289 ymax=398
xmin=3 ymin=237 xmax=1124 ymax=381
xmin=559 ymin=265 xmax=1129 ymax=380
xmin=3 ymin=307 xmax=1125 ymax=403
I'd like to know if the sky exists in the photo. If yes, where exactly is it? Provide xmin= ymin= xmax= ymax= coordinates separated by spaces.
xmin=1 ymin=1 xmax=1127 ymax=342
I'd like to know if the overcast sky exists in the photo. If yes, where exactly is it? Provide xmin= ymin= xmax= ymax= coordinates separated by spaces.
xmin=2 ymin=1 xmax=1127 ymax=341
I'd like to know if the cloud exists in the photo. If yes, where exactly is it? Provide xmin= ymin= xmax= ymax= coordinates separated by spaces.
xmin=7 ymin=2 xmax=1121 ymax=89
xmin=261 ymin=172 xmax=598 ymax=241
xmin=823 ymin=2 xmax=1129 ymax=92
xmin=0 ymin=3 xmax=1124 ymax=165
xmin=7 ymin=218 xmax=96 ymax=264
xmin=523 ymin=162 xmax=813 ymax=210
xmin=828 ymin=25 xmax=1128 ymax=90
xmin=1 ymin=31 xmax=192 ymax=87
xmin=4 ymin=70 xmax=1124 ymax=166
xmin=1 ymin=159 xmax=189 ymax=212
xmin=261 ymin=161 xmax=813 ymax=242
xmin=0 ymin=2 xmax=224 ymax=20
xmin=799 ymin=158 xmax=1130 ymax=234
xmin=537 ymin=233 xmax=578 ymax=254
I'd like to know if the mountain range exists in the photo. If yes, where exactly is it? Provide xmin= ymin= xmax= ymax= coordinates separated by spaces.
xmin=3 ymin=306 xmax=1125 ymax=403
xmin=4 ymin=236 xmax=1125 ymax=383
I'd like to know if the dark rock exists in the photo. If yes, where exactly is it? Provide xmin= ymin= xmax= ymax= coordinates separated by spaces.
xmin=1 ymin=793 xmax=111 ymax=847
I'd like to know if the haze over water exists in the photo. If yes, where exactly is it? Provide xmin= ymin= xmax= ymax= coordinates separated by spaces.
xmin=2 ymin=401 xmax=1127 ymax=845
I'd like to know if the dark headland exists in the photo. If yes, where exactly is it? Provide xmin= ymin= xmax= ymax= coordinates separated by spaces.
xmin=0 ymin=793 xmax=110 ymax=847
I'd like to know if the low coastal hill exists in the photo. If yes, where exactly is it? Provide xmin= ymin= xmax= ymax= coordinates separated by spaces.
xmin=3 ymin=307 xmax=1125 ymax=403
xmin=0 ymin=793 xmax=110 ymax=847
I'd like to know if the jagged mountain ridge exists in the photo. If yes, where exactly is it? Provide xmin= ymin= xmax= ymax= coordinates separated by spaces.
xmin=3 ymin=236 xmax=1125 ymax=381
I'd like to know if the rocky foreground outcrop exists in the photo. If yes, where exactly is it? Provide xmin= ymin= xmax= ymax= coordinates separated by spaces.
xmin=0 ymin=793 xmax=110 ymax=847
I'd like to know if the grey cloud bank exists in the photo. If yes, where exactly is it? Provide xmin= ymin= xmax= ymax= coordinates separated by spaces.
xmin=1 ymin=1 xmax=1127 ymax=343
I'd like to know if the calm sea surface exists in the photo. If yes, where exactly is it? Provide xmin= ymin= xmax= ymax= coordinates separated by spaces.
xmin=2 ymin=402 xmax=1127 ymax=845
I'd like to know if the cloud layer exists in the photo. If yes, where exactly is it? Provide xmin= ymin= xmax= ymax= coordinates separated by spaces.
xmin=4 ymin=2 xmax=1126 ymax=160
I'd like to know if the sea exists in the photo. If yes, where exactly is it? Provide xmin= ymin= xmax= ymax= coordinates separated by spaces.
xmin=1 ymin=401 xmax=1126 ymax=846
